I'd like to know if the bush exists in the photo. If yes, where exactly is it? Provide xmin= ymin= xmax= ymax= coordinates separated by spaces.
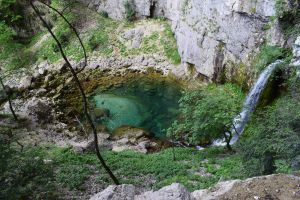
xmin=100 ymin=11 xmax=109 ymax=18
xmin=124 ymin=0 xmax=135 ymax=21
xmin=254 ymin=45 xmax=291 ymax=73
xmin=0 ymin=137 xmax=59 ymax=199
xmin=167 ymin=84 xmax=244 ymax=146
xmin=238 ymin=92 xmax=300 ymax=176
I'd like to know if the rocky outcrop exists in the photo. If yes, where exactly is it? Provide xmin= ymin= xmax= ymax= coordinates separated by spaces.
xmin=77 ymin=0 xmax=286 ymax=79
xmin=90 ymin=174 xmax=300 ymax=200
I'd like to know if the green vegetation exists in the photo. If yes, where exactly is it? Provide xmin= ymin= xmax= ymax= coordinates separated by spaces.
xmin=0 ymin=132 xmax=58 ymax=199
xmin=238 ymin=71 xmax=300 ymax=176
xmin=167 ymin=84 xmax=244 ymax=146
xmin=275 ymin=0 xmax=300 ymax=39
xmin=161 ymin=25 xmax=181 ymax=64
xmin=124 ymin=0 xmax=135 ymax=22
xmin=254 ymin=45 xmax=292 ymax=73
xmin=0 ymin=1 xmax=32 ymax=70
xmin=0 ymin=138 xmax=245 ymax=199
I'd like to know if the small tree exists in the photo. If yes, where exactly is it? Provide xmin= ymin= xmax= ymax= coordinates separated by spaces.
xmin=167 ymin=84 xmax=244 ymax=150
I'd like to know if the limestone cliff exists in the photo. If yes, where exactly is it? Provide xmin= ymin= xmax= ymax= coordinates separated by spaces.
xmin=77 ymin=0 xmax=286 ymax=79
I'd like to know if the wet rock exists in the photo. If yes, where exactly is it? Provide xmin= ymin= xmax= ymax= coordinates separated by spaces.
xmin=93 ymin=108 xmax=110 ymax=119
xmin=112 ymin=126 xmax=151 ymax=141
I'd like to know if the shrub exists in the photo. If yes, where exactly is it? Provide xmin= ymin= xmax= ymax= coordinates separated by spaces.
xmin=254 ymin=45 xmax=291 ymax=73
xmin=124 ymin=0 xmax=135 ymax=21
xmin=238 ymin=92 xmax=300 ymax=176
xmin=0 ymin=137 xmax=59 ymax=199
xmin=167 ymin=84 xmax=244 ymax=147
xmin=100 ymin=11 xmax=109 ymax=18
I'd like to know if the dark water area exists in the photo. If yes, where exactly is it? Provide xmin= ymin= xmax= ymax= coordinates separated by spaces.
xmin=90 ymin=77 xmax=182 ymax=138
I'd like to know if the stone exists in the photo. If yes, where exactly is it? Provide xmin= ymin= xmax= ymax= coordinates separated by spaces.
xmin=93 ymin=108 xmax=110 ymax=119
xmin=38 ymin=67 xmax=47 ymax=75
xmin=69 ymin=139 xmax=95 ymax=153
xmin=112 ymin=126 xmax=151 ymax=140
xmin=135 ymin=183 xmax=193 ymax=200
xmin=18 ymin=75 xmax=32 ymax=90
xmin=44 ymin=74 xmax=54 ymax=83
xmin=22 ymin=97 xmax=54 ymax=124
xmin=123 ymin=28 xmax=144 ymax=49
xmin=90 ymin=184 xmax=136 ymax=200
xmin=90 ymin=175 xmax=300 ymax=200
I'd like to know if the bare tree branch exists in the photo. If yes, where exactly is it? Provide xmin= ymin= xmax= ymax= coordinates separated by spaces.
xmin=38 ymin=0 xmax=87 ymax=73
xmin=30 ymin=0 xmax=119 ymax=185
xmin=0 ymin=75 xmax=18 ymax=121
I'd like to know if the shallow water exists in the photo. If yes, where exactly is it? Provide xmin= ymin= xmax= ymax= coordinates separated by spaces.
xmin=91 ymin=77 xmax=182 ymax=138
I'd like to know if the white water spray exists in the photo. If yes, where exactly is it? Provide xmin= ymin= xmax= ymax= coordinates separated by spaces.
xmin=229 ymin=60 xmax=283 ymax=144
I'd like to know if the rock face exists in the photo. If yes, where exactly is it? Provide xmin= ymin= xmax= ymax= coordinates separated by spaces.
xmin=90 ymin=185 xmax=136 ymax=200
xmin=77 ymin=0 xmax=285 ymax=79
xmin=135 ymin=183 xmax=193 ymax=200
xmin=90 ymin=174 xmax=300 ymax=200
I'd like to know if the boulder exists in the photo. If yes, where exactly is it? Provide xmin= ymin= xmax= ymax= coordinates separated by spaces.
xmin=112 ymin=126 xmax=151 ymax=141
xmin=123 ymin=28 xmax=144 ymax=49
xmin=90 ymin=184 xmax=136 ymax=200
xmin=18 ymin=75 xmax=32 ymax=91
xmin=70 ymin=133 xmax=112 ymax=153
xmin=136 ymin=183 xmax=193 ymax=200
xmin=90 ymin=174 xmax=300 ymax=200
xmin=22 ymin=97 xmax=54 ymax=124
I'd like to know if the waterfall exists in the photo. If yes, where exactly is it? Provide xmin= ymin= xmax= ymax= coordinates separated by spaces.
xmin=229 ymin=60 xmax=283 ymax=144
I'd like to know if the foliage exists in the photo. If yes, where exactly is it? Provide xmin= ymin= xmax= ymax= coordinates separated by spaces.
xmin=167 ymin=84 xmax=244 ymax=145
xmin=0 ymin=144 xmax=245 ymax=193
xmin=0 ymin=21 xmax=31 ymax=70
xmin=275 ymin=0 xmax=298 ymax=19
xmin=0 ymin=0 xmax=22 ymax=24
xmin=0 ymin=134 xmax=59 ymax=199
xmin=161 ymin=24 xmax=181 ymax=64
xmin=238 ymin=90 xmax=300 ymax=176
xmin=254 ymin=45 xmax=292 ymax=73
xmin=100 ymin=11 xmax=109 ymax=18
xmin=124 ymin=0 xmax=135 ymax=22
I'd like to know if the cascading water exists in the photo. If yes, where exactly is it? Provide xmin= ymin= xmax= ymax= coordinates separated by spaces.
xmin=229 ymin=60 xmax=283 ymax=144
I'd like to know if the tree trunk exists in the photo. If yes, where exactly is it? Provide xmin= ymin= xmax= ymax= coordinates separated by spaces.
xmin=0 ymin=77 xmax=18 ymax=121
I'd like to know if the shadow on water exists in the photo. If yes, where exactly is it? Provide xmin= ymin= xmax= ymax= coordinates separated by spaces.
xmin=90 ymin=76 xmax=182 ymax=138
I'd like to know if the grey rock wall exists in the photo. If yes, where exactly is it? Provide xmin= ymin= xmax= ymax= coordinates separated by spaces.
xmin=77 ymin=0 xmax=285 ymax=79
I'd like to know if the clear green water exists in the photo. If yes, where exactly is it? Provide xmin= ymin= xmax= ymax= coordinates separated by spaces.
xmin=91 ymin=78 xmax=182 ymax=138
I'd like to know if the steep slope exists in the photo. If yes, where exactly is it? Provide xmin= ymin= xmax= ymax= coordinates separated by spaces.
xmin=78 ymin=0 xmax=286 ymax=79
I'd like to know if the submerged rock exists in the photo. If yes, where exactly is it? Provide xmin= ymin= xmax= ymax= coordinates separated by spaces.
xmin=111 ymin=126 xmax=162 ymax=153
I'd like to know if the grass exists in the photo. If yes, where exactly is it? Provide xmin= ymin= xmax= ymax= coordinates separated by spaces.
xmin=2 ymin=1 xmax=182 ymax=70
xmin=161 ymin=24 xmax=181 ymax=64
xmin=11 ymin=145 xmax=246 ymax=192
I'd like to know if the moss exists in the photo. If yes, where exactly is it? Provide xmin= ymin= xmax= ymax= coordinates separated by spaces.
xmin=161 ymin=23 xmax=181 ymax=64
xmin=61 ymin=70 xmax=185 ymax=117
